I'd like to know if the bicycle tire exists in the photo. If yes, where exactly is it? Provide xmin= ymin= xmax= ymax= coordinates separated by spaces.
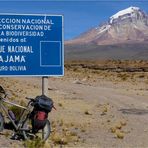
xmin=0 ymin=112 xmax=4 ymax=132
xmin=22 ymin=118 xmax=51 ymax=141
xmin=42 ymin=120 xmax=51 ymax=141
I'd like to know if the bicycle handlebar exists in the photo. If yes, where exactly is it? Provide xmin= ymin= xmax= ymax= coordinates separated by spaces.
xmin=25 ymin=97 xmax=35 ymax=102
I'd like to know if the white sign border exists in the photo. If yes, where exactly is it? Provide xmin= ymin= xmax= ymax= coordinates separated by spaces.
xmin=0 ymin=13 xmax=64 ymax=77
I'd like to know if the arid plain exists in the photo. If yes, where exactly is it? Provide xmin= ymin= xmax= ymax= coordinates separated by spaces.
xmin=0 ymin=60 xmax=148 ymax=147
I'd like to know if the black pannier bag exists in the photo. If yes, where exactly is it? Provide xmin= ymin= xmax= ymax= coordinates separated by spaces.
xmin=31 ymin=95 xmax=54 ymax=133
xmin=34 ymin=95 xmax=54 ymax=113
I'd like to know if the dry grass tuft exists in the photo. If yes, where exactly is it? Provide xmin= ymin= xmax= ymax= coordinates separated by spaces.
xmin=58 ymin=103 xmax=63 ymax=107
xmin=24 ymin=138 xmax=45 ymax=148
xmin=115 ymin=130 xmax=124 ymax=139
xmin=110 ymin=120 xmax=127 ymax=139
xmin=115 ymin=122 xmax=122 ymax=130
xmin=110 ymin=127 xmax=116 ymax=133
xmin=120 ymin=120 xmax=127 ymax=126
xmin=51 ymin=133 xmax=68 ymax=145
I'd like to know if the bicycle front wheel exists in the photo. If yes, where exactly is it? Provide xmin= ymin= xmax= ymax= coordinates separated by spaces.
xmin=37 ymin=120 xmax=51 ymax=141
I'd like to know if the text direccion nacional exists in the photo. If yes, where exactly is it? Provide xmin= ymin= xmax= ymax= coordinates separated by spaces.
xmin=0 ymin=18 xmax=53 ymax=25
xmin=0 ymin=18 xmax=53 ymax=31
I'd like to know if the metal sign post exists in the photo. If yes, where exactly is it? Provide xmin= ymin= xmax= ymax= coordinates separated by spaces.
xmin=42 ymin=76 xmax=48 ymax=96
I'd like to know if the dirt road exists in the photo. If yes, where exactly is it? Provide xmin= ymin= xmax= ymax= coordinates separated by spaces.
xmin=47 ymin=77 xmax=148 ymax=147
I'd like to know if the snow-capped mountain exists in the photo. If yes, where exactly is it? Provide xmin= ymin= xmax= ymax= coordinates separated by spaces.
xmin=109 ymin=6 xmax=147 ymax=24
xmin=66 ymin=6 xmax=148 ymax=45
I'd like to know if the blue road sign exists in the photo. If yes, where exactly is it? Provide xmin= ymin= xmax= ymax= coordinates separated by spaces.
xmin=0 ymin=14 xmax=64 ymax=76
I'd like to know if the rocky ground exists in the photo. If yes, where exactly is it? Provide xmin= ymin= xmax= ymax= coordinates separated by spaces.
xmin=0 ymin=60 xmax=148 ymax=148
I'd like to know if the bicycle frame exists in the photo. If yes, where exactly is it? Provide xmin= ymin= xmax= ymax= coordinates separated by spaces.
xmin=0 ymin=96 xmax=32 ymax=131
xmin=0 ymin=91 xmax=52 ymax=141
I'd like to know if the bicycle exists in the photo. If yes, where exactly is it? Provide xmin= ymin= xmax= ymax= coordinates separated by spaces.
xmin=0 ymin=85 xmax=51 ymax=141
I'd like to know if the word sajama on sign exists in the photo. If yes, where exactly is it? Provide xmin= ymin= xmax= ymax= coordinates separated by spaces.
xmin=0 ymin=55 xmax=26 ymax=63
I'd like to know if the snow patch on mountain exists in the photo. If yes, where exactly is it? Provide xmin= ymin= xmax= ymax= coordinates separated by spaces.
xmin=110 ymin=6 xmax=140 ymax=23
xmin=97 ymin=25 xmax=111 ymax=34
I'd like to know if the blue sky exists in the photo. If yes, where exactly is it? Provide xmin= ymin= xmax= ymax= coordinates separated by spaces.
xmin=0 ymin=1 xmax=148 ymax=40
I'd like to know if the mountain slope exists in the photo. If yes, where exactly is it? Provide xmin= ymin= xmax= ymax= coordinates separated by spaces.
xmin=65 ymin=7 xmax=148 ymax=60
